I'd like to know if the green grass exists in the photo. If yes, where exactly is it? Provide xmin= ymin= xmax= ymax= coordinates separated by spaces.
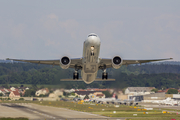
xmin=127 ymin=118 xmax=180 ymax=120
xmin=1 ymin=101 xmax=180 ymax=119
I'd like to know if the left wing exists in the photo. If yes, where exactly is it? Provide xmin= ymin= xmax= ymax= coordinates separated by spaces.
xmin=6 ymin=58 xmax=82 ymax=68
xmin=99 ymin=58 xmax=173 ymax=68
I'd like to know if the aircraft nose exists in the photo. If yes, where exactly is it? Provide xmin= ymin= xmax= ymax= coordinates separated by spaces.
xmin=87 ymin=37 xmax=100 ymax=45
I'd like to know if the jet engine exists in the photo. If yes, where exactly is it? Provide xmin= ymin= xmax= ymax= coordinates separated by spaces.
xmin=112 ymin=56 xmax=123 ymax=69
xmin=60 ymin=56 xmax=71 ymax=69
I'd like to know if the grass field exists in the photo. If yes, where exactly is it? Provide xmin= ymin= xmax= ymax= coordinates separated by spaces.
xmin=2 ymin=100 xmax=180 ymax=119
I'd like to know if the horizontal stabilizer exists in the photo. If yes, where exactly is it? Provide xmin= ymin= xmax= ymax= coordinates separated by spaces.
xmin=60 ymin=78 xmax=115 ymax=81
xmin=61 ymin=79 xmax=83 ymax=81
xmin=95 ymin=78 xmax=115 ymax=81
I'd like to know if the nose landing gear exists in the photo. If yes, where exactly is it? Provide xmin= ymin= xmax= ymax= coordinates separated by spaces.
xmin=91 ymin=46 xmax=94 ymax=56
xmin=91 ymin=52 xmax=94 ymax=56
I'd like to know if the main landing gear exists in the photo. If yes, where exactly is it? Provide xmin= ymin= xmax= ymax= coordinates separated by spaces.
xmin=102 ymin=72 xmax=108 ymax=79
xmin=73 ymin=66 xmax=81 ymax=80
xmin=91 ymin=52 xmax=94 ymax=56
xmin=102 ymin=68 xmax=108 ymax=80
xmin=73 ymin=72 xmax=79 ymax=79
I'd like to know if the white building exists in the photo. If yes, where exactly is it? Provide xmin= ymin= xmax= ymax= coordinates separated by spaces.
xmin=35 ymin=89 xmax=49 ymax=96
xmin=125 ymin=87 xmax=155 ymax=96
xmin=48 ymin=89 xmax=63 ymax=98
xmin=10 ymin=87 xmax=16 ymax=91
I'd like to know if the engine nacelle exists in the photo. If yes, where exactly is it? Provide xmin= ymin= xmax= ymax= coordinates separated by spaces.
xmin=112 ymin=56 xmax=123 ymax=69
xmin=60 ymin=56 xmax=71 ymax=69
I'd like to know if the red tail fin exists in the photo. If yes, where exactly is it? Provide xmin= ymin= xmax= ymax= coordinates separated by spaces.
xmin=112 ymin=93 xmax=116 ymax=98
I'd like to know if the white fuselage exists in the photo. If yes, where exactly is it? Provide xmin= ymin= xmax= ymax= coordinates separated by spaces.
xmin=81 ymin=35 xmax=101 ymax=84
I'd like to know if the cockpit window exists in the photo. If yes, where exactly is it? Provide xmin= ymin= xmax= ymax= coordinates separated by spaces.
xmin=88 ymin=34 xmax=97 ymax=37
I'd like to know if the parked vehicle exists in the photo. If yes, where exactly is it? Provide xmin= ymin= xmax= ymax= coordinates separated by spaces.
xmin=73 ymin=98 xmax=81 ymax=102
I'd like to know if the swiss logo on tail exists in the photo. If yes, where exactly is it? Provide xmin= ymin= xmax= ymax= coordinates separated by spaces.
xmin=112 ymin=93 xmax=116 ymax=98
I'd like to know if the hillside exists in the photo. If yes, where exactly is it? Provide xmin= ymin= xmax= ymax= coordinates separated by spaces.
xmin=0 ymin=61 xmax=180 ymax=89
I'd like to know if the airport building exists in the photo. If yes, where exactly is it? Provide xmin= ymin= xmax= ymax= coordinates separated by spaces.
xmin=125 ymin=87 xmax=155 ymax=96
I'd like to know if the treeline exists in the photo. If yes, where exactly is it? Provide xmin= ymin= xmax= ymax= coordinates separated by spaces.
xmin=0 ymin=62 xmax=180 ymax=89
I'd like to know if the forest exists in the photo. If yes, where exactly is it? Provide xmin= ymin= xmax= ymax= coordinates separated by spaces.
xmin=0 ymin=61 xmax=180 ymax=89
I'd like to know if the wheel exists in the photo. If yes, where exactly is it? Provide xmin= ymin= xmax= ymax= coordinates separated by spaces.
xmin=105 ymin=73 xmax=108 ymax=79
xmin=73 ymin=72 xmax=78 ymax=79
xmin=102 ymin=73 xmax=104 ymax=79
xmin=91 ymin=52 xmax=94 ymax=56
xmin=102 ymin=73 xmax=108 ymax=79
xmin=73 ymin=73 xmax=75 ymax=79
xmin=77 ymin=73 xmax=79 ymax=79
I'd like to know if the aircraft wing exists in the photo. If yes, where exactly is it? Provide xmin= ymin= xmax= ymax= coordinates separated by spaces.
xmin=6 ymin=58 xmax=82 ymax=68
xmin=99 ymin=58 xmax=173 ymax=68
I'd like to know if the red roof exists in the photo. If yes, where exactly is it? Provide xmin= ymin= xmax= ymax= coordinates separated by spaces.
xmin=157 ymin=88 xmax=179 ymax=93
xmin=12 ymin=91 xmax=20 ymax=96
xmin=75 ymin=88 xmax=110 ymax=92
xmin=0 ymin=89 xmax=5 ymax=92
xmin=6 ymin=89 xmax=12 ymax=92
xmin=96 ymin=94 xmax=104 ymax=97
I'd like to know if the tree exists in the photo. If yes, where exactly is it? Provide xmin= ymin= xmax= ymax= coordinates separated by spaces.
xmin=6 ymin=92 xmax=10 ymax=96
xmin=39 ymin=94 xmax=46 ymax=97
xmin=167 ymin=89 xmax=178 ymax=94
xmin=151 ymin=88 xmax=158 ymax=93
xmin=102 ymin=91 xmax=112 ymax=98
xmin=19 ymin=98 xmax=24 ymax=100
xmin=24 ymin=89 xmax=36 ymax=97
xmin=0 ymin=93 xmax=3 ymax=96
xmin=1 ymin=84 xmax=8 ymax=88
xmin=71 ymin=92 xmax=75 ymax=96
xmin=84 ymin=95 xmax=89 ymax=99
xmin=78 ymin=84 xmax=85 ymax=89
xmin=63 ymin=91 xmax=70 ymax=97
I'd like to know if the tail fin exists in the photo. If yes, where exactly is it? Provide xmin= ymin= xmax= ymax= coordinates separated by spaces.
xmin=112 ymin=93 xmax=116 ymax=98
xmin=133 ymin=97 xmax=136 ymax=101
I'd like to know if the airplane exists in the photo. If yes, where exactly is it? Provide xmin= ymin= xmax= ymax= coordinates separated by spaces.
xmin=93 ymin=93 xmax=116 ymax=104
xmin=6 ymin=33 xmax=172 ymax=84
xmin=112 ymin=97 xmax=139 ymax=106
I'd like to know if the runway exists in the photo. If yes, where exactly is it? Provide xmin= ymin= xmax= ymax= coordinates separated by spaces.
xmin=0 ymin=103 xmax=110 ymax=120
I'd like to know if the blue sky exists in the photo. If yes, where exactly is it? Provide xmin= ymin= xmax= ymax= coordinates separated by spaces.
xmin=0 ymin=0 xmax=179 ymax=61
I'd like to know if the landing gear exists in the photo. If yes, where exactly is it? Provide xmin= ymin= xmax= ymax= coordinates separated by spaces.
xmin=73 ymin=72 xmax=79 ymax=79
xmin=99 ymin=65 xmax=108 ymax=80
xmin=91 ymin=52 xmax=94 ymax=56
xmin=73 ymin=66 xmax=81 ymax=80
xmin=102 ymin=72 xmax=108 ymax=79
xmin=91 ymin=46 xmax=94 ymax=56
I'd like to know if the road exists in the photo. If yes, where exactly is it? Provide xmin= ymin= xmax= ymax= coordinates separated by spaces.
xmin=0 ymin=103 xmax=114 ymax=120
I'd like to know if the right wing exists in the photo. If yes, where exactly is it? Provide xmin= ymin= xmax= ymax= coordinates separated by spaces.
xmin=6 ymin=58 xmax=82 ymax=69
